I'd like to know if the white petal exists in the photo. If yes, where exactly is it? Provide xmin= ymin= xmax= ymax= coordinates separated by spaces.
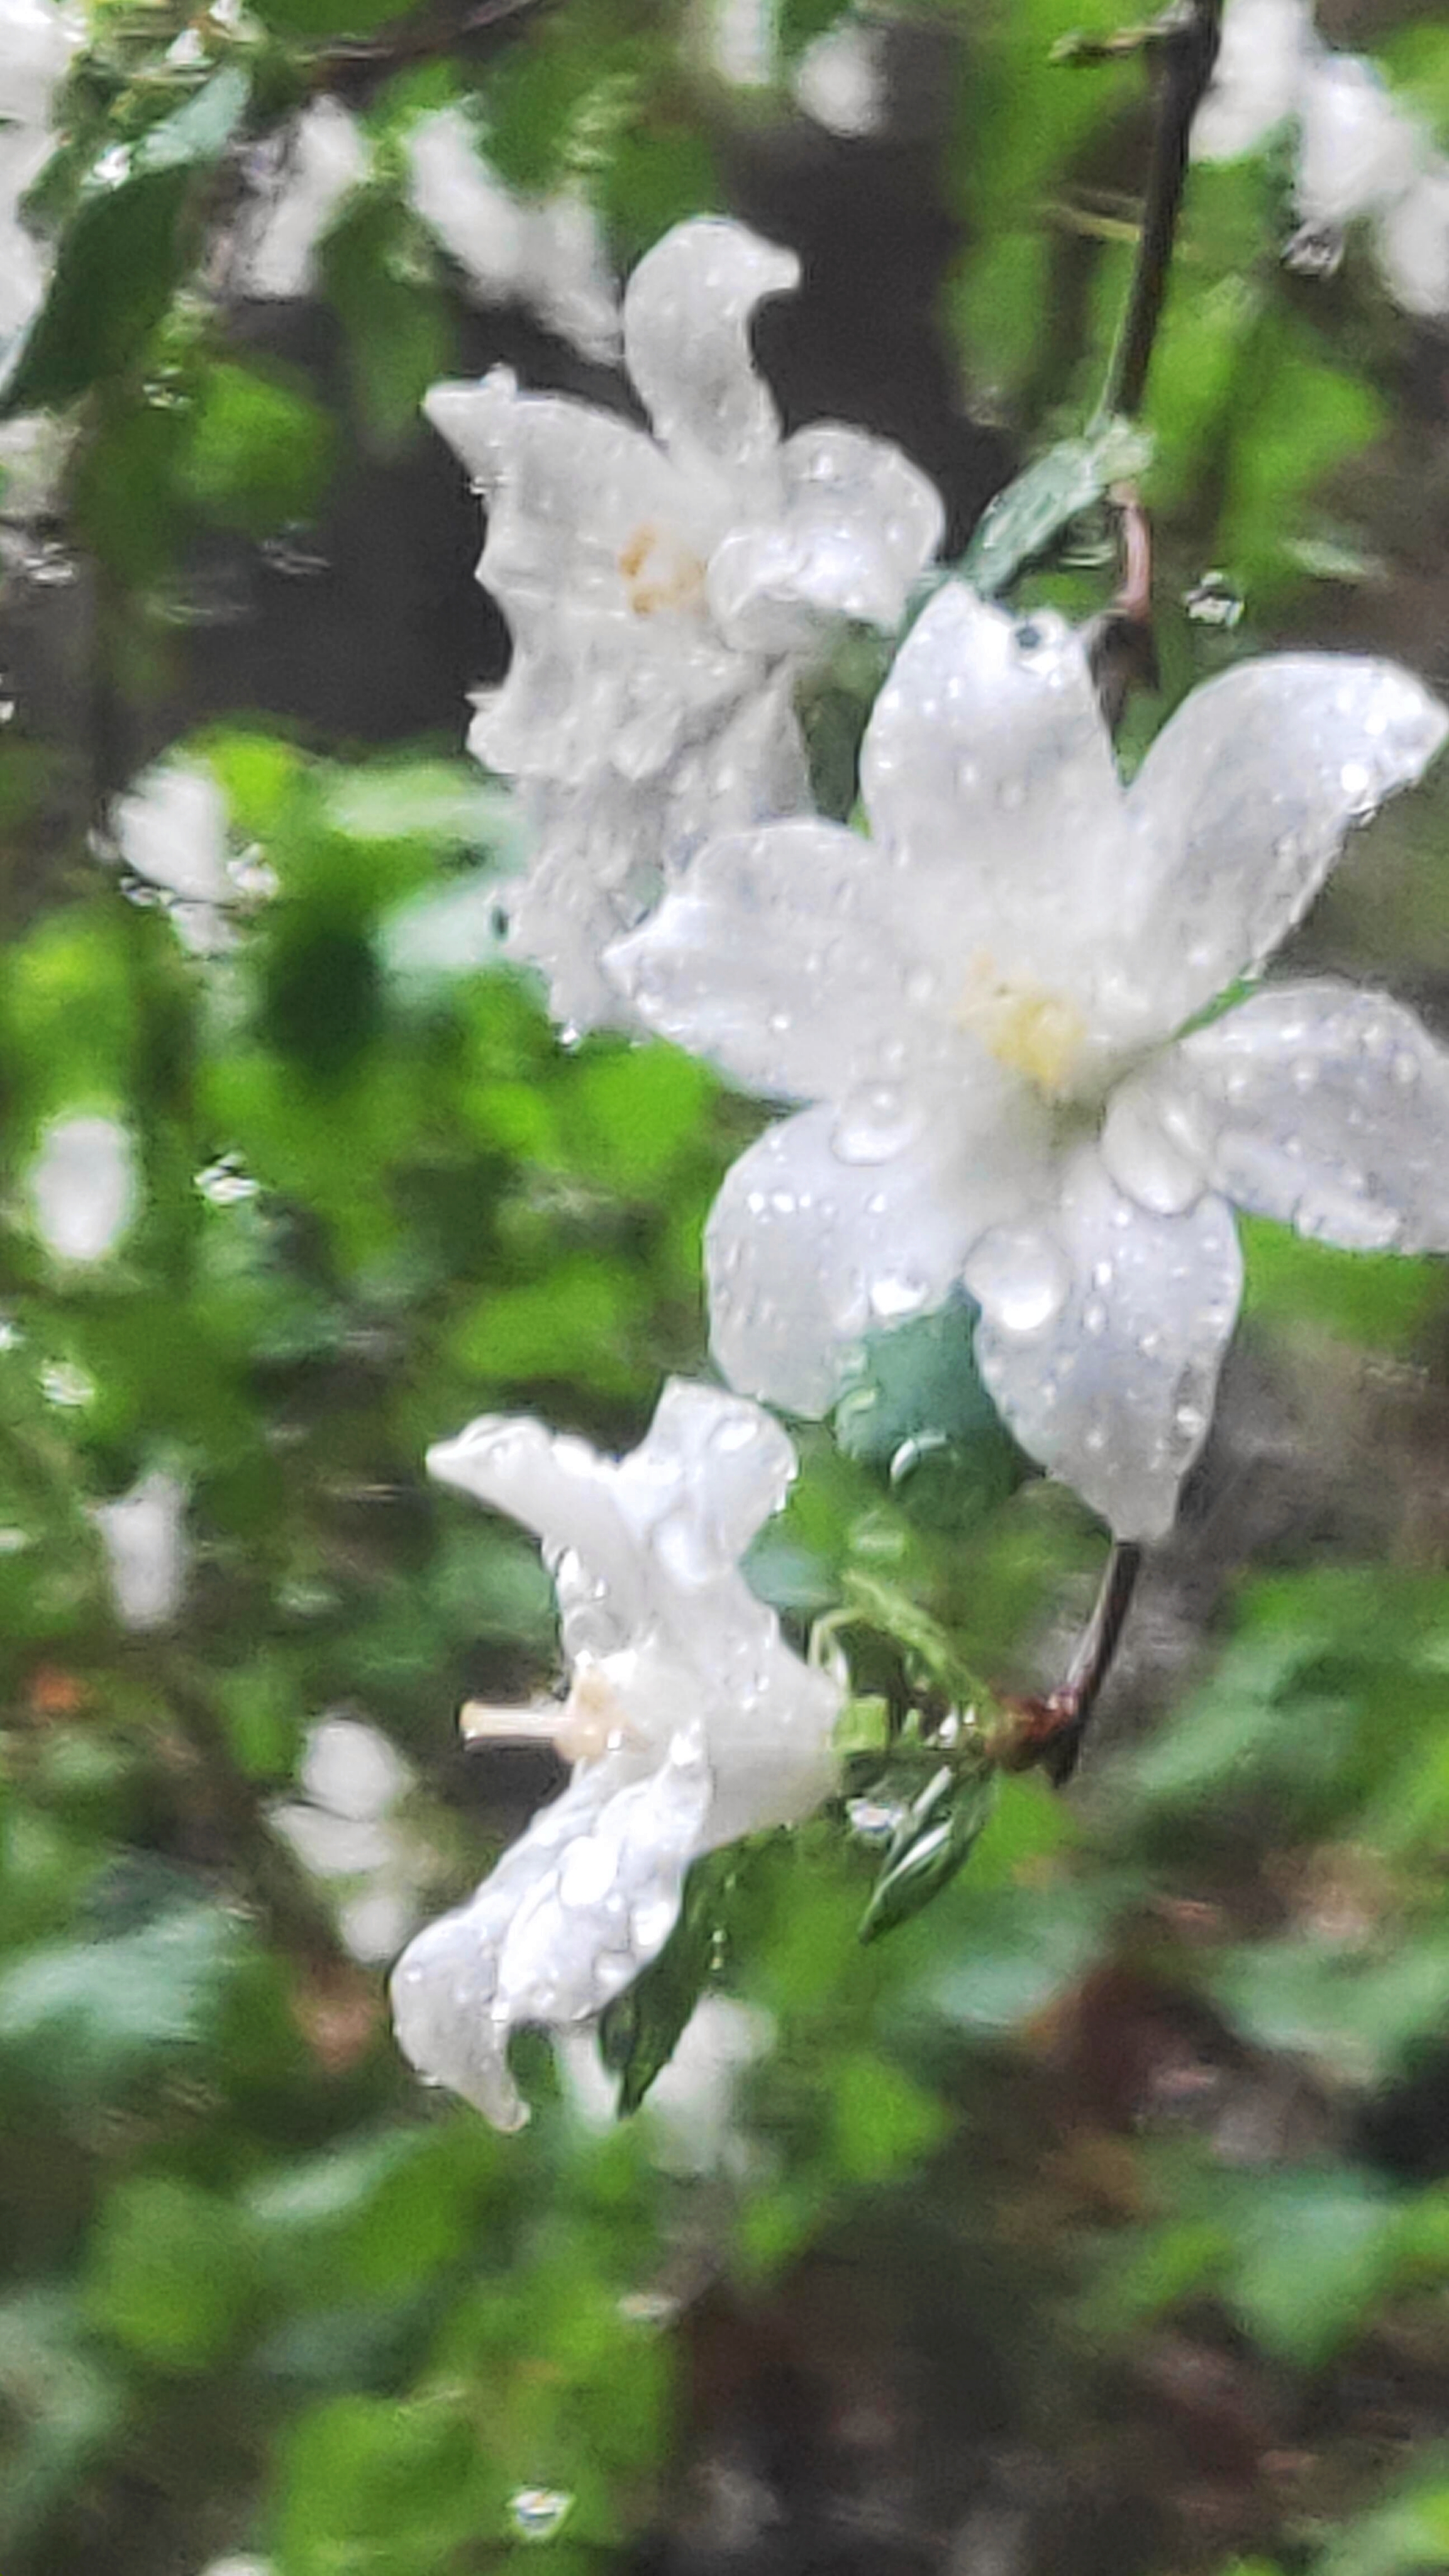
xmin=614 ymin=1377 xmax=796 ymax=1585
xmin=389 ymin=1731 xmax=713 ymax=2130
xmin=428 ymin=1413 xmax=655 ymax=1652
xmin=92 ymin=1468 xmax=188 ymax=1631
xmin=859 ymin=585 xmax=1126 ymax=999
xmin=608 ymin=817 xmax=943 ymax=1100
xmin=1138 ymin=980 xmax=1449 ymax=1252
xmin=708 ymin=423 xmax=945 ymax=652
xmin=970 ymin=1146 xmax=1242 ymax=1541
xmin=707 ymin=1089 xmax=1043 ymax=1417
xmin=28 ymin=1113 xmax=138 ymax=1265
xmin=0 ymin=0 xmax=75 ymax=130
xmin=113 ymin=760 xmax=231 ymax=906
xmin=272 ymin=1803 xmax=397 ymax=1881
xmin=1191 ymin=0 xmax=1314 ymax=164
xmin=1124 ymin=657 xmax=1448 ymax=1035
xmin=1297 ymin=55 xmax=1426 ymax=226
xmin=523 ymin=193 xmax=621 ymax=363
xmin=239 ymin=101 xmax=368 ymax=301
xmin=1377 ymin=162 xmax=1449 ymax=318
xmin=299 ymin=1714 xmax=410 ymax=1822
xmin=622 ymin=217 xmax=797 ymax=482
xmin=406 ymin=109 xmax=530 ymax=301
xmin=792 ymin=19 xmax=886 ymax=138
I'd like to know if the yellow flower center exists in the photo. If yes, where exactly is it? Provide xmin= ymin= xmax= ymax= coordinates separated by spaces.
xmin=958 ymin=951 xmax=1089 ymax=1099
xmin=618 ymin=521 xmax=707 ymax=618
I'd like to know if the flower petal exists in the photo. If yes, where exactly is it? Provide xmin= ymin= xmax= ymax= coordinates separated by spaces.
xmin=622 ymin=217 xmax=797 ymax=480
xmin=1377 ymin=163 xmax=1449 ymax=319
xmin=859 ymin=584 xmax=1126 ymax=997
xmin=1124 ymin=655 xmax=1448 ymax=1035
xmin=608 ymin=816 xmax=943 ymax=1100
xmin=1136 ymin=979 xmax=1449 ymax=1252
xmin=1191 ymin=0 xmax=1314 ymax=163
xmin=708 ymin=423 xmax=945 ymax=652
xmin=428 ymin=1413 xmax=654 ymax=1652
xmin=406 ymin=109 xmax=529 ymax=301
xmin=707 ymin=1091 xmax=1044 ymax=1417
xmin=616 ymin=1378 xmax=797 ymax=1584
xmin=969 ymin=1145 xmax=1243 ymax=1540
xmin=389 ymin=1732 xmax=713 ymax=2131
xmin=1297 ymin=53 xmax=1425 ymax=226
xmin=523 ymin=192 xmax=621 ymax=363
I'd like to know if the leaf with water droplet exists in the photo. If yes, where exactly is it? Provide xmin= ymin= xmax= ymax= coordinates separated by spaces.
xmin=859 ymin=1760 xmax=998 ymax=1943
xmin=835 ymin=1304 xmax=1024 ymax=1536
xmin=598 ymin=1846 xmax=745 ymax=2116
xmin=962 ymin=419 xmax=1153 ymax=599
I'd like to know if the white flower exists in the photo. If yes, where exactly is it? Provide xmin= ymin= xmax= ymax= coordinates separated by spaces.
xmin=608 ymin=584 xmax=1449 ymax=1542
xmin=793 ymin=19 xmax=886 ymax=140
xmin=559 ymin=1992 xmax=772 ymax=2172
xmin=406 ymin=107 xmax=619 ymax=364
xmin=1195 ymin=5 xmax=1449 ymax=320
xmin=111 ymin=758 xmax=238 ymax=955
xmin=0 ymin=0 xmax=74 ymax=136
xmin=425 ymin=215 xmax=945 ymax=1026
xmin=390 ymin=1379 xmax=840 ymax=2131
xmin=237 ymin=100 xmax=369 ymax=302
xmin=28 ymin=1111 xmax=139 ymax=1265
xmin=92 ymin=1467 xmax=189 ymax=1630
xmin=271 ymin=1715 xmax=425 ymax=1967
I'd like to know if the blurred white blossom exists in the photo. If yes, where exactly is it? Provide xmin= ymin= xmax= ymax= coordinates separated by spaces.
xmin=391 ymin=1380 xmax=841 ymax=2131
xmin=271 ymin=1715 xmax=425 ymax=1967
xmin=236 ymin=99 xmax=368 ymax=301
xmin=1195 ymin=1 xmax=1449 ymax=318
xmin=560 ymin=1992 xmax=772 ymax=2174
xmin=28 ymin=1111 xmax=139 ymax=1265
xmin=111 ymin=758 xmax=239 ymax=955
xmin=425 ymin=214 xmax=944 ymax=1029
xmin=793 ymin=18 xmax=886 ymax=139
xmin=406 ymin=106 xmax=619 ymax=362
xmin=609 ymin=584 xmax=1449 ymax=1541
xmin=0 ymin=0 xmax=77 ymax=364
xmin=92 ymin=1468 xmax=189 ymax=1631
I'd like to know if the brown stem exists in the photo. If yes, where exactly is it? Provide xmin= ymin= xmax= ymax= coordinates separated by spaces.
xmin=313 ymin=0 xmax=554 ymax=92
xmin=995 ymin=1542 xmax=1144 ymax=1786
xmin=1097 ymin=0 xmax=1224 ymax=424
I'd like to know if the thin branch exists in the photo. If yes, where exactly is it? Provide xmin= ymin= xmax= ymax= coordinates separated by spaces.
xmin=994 ymin=1543 xmax=1144 ymax=1787
xmin=1096 ymin=0 xmax=1224 ymax=425
xmin=313 ymin=0 xmax=555 ymax=92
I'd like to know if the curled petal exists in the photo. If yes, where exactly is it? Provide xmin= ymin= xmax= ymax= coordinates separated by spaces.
xmin=1124 ymin=655 xmax=1448 ymax=1035
xmin=609 ymin=817 xmax=948 ymax=1101
xmin=616 ymin=1378 xmax=797 ymax=1584
xmin=406 ymin=109 xmax=529 ymax=300
xmin=428 ymin=1414 xmax=654 ymax=1653
xmin=390 ymin=1733 xmax=713 ymax=2131
xmin=969 ymin=1146 xmax=1243 ymax=1541
xmin=709 ymin=423 xmax=945 ymax=652
xmin=623 ymin=217 xmax=797 ymax=480
xmin=707 ymin=1091 xmax=1045 ymax=1418
xmin=523 ymin=192 xmax=622 ymax=363
xmin=240 ymin=100 xmax=368 ymax=301
xmin=859 ymin=584 xmax=1128 ymax=1005
xmin=1139 ymin=980 xmax=1449 ymax=1252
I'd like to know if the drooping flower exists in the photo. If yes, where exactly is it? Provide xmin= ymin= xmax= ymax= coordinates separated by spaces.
xmin=390 ymin=1379 xmax=840 ymax=2130
xmin=1194 ymin=3 xmax=1449 ymax=319
xmin=608 ymin=584 xmax=1449 ymax=1542
xmin=425 ymin=214 xmax=945 ymax=1028
xmin=236 ymin=99 xmax=369 ymax=303
xmin=406 ymin=106 xmax=619 ymax=364
xmin=92 ymin=1467 xmax=189 ymax=1631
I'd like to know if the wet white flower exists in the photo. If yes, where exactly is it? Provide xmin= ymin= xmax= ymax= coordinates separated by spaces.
xmin=271 ymin=1714 xmax=424 ymax=1967
xmin=237 ymin=100 xmax=369 ymax=302
xmin=0 ymin=0 xmax=76 ymax=364
xmin=609 ymin=584 xmax=1449 ymax=1541
xmin=111 ymin=758 xmax=238 ymax=955
xmin=28 ymin=1111 xmax=139 ymax=1265
xmin=425 ymin=215 xmax=945 ymax=1028
xmin=0 ymin=0 xmax=74 ymax=135
xmin=792 ymin=18 xmax=886 ymax=140
xmin=406 ymin=107 xmax=619 ymax=364
xmin=92 ymin=1467 xmax=189 ymax=1630
xmin=1195 ymin=4 xmax=1449 ymax=319
xmin=390 ymin=1379 xmax=841 ymax=2131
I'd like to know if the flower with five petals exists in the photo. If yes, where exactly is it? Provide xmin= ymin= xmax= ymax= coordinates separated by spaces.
xmin=424 ymin=214 xmax=945 ymax=1030
xmin=608 ymin=583 xmax=1449 ymax=1540
xmin=390 ymin=1379 xmax=840 ymax=2130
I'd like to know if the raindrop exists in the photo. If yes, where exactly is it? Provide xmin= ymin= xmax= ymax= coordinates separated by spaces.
xmin=847 ymin=1796 xmax=906 ymax=1845
xmin=41 ymin=1360 xmax=95 ymax=1409
xmin=195 ymin=1155 xmax=259 ymax=1207
xmin=22 ymin=541 xmax=76 ymax=588
xmin=963 ymin=1228 xmax=1070 ymax=1336
xmin=1184 ymin=570 xmax=1243 ymax=630
xmin=889 ymin=1431 xmax=948 ymax=1484
xmin=833 ymin=1085 xmax=922 ymax=1166
xmin=260 ymin=531 xmax=331 ymax=579
xmin=618 ymin=2289 xmax=680 ymax=2329
xmin=869 ymin=1270 xmax=931 ymax=1321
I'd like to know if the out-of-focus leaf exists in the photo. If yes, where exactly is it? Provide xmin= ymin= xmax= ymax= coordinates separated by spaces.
xmin=0 ymin=1904 xmax=243 ymax=2096
xmin=0 ymin=2290 xmax=121 ymax=2553
xmin=179 ymin=360 xmax=335 ymax=536
xmin=1211 ymin=1934 xmax=1449 ymax=2089
xmin=1242 ymin=1216 xmax=1446 ymax=1354
xmin=321 ymin=192 xmax=453 ymax=451
xmin=1226 ymin=2168 xmax=1403 ymax=2368
xmin=86 ymin=2175 xmax=255 ymax=2371
xmin=277 ymin=2391 xmax=497 ymax=2576
xmin=835 ymin=1302 xmax=1024 ymax=1535
xmin=1316 ymin=2474 xmax=1449 ymax=2576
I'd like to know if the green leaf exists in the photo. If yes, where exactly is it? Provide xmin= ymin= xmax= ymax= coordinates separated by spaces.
xmin=1 ymin=70 xmax=250 ymax=418
xmin=1226 ymin=2168 xmax=1402 ymax=2368
xmin=835 ymin=1302 xmax=1024 ymax=1535
xmin=962 ymin=419 xmax=1152 ymax=596
xmin=0 ymin=2290 xmax=121 ymax=2553
xmin=599 ymin=1848 xmax=745 ymax=2115
xmin=86 ymin=2175 xmax=255 ymax=2371
xmin=179 ymin=359 xmax=336 ymax=535
xmin=0 ymin=1905 xmax=243 ymax=2097
xmin=860 ymin=1760 xmax=998 ymax=1941
xmin=321 ymin=191 xmax=453 ymax=451
xmin=1211 ymin=1933 xmax=1449 ymax=2089
xmin=277 ymin=2392 xmax=496 ymax=2576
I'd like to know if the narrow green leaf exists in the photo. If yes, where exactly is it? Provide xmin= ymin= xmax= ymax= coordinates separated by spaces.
xmin=962 ymin=419 xmax=1153 ymax=597
xmin=599 ymin=1848 xmax=744 ymax=2115
xmin=860 ymin=1761 xmax=997 ymax=1943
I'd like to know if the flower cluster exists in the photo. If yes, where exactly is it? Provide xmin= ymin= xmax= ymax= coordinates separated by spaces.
xmin=1194 ymin=0 xmax=1449 ymax=318
xmin=394 ymin=206 xmax=1449 ymax=2126
xmin=427 ymin=214 xmax=945 ymax=1030
xmin=390 ymin=1381 xmax=840 ymax=2129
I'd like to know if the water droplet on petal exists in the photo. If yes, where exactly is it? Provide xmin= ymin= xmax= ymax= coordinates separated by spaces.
xmin=869 ymin=1270 xmax=931 ymax=1321
xmin=964 ymin=1228 xmax=1071 ymax=1336
xmin=832 ymin=1085 xmax=923 ymax=1166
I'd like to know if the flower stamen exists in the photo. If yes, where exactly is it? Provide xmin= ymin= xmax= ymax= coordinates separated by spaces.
xmin=617 ymin=521 xmax=707 ymax=618
xmin=957 ymin=950 xmax=1089 ymax=1098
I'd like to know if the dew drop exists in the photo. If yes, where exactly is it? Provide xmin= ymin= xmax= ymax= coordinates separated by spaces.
xmin=41 ymin=1360 xmax=94 ymax=1409
xmin=869 ymin=1270 xmax=931 ymax=1321
xmin=1184 ymin=570 xmax=1243 ymax=630
xmin=195 ymin=1154 xmax=258 ymax=1206
xmin=832 ymin=1085 xmax=923 ymax=1166
xmin=964 ymin=1228 xmax=1071 ymax=1335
